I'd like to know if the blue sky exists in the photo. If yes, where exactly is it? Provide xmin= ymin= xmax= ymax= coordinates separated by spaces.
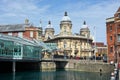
xmin=0 ymin=0 xmax=120 ymax=44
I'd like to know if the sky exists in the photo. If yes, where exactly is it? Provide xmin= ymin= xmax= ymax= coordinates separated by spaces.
xmin=0 ymin=0 xmax=120 ymax=44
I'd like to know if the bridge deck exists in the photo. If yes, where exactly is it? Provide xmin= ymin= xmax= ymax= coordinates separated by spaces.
xmin=41 ymin=58 xmax=70 ymax=62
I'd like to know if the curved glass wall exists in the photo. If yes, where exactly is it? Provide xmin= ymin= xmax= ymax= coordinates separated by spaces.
xmin=0 ymin=34 xmax=42 ymax=60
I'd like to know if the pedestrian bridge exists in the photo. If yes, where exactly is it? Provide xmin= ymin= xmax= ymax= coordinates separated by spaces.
xmin=42 ymin=58 xmax=70 ymax=62
xmin=0 ymin=34 xmax=42 ymax=61
xmin=0 ymin=34 xmax=68 ymax=72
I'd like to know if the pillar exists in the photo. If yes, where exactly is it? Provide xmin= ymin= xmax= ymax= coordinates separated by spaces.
xmin=12 ymin=61 xmax=16 ymax=73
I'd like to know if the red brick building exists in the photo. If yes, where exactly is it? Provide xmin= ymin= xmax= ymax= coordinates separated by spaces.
xmin=0 ymin=19 xmax=42 ymax=40
xmin=92 ymin=42 xmax=107 ymax=57
xmin=106 ymin=7 xmax=120 ymax=63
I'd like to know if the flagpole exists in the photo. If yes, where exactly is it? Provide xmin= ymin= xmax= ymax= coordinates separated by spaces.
xmin=94 ymin=26 xmax=96 ymax=62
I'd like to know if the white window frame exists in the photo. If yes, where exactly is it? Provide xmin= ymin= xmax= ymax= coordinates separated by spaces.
xmin=8 ymin=32 xmax=12 ymax=36
xmin=18 ymin=32 xmax=23 ymax=38
xmin=30 ymin=31 xmax=33 ymax=38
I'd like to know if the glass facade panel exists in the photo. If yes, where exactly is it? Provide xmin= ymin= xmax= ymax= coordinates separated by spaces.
xmin=0 ymin=39 xmax=13 ymax=57
xmin=23 ymin=45 xmax=41 ymax=59
xmin=45 ymin=43 xmax=57 ymax=50
xmin=0 ymin=38 xmax=42 ymax=60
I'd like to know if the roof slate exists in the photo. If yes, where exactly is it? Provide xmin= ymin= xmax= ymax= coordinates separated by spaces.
xmin=0 ymin=24 xmax=28 ymax=32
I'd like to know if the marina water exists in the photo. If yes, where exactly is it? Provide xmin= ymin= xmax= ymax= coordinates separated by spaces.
xmin=0 ymin=70 xmax=111 ymax=80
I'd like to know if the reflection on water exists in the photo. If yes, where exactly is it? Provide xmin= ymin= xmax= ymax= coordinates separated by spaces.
xmin=0 ymin=70 xmax=111 ymax=80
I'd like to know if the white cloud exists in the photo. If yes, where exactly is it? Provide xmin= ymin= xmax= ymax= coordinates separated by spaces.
xmin=0 ymin=0 xmax=119 ymax=44
xmin=60 ymin=0 xmax=120 ymax=43
xmin=0 ymin=0 xmax=50 ymax=18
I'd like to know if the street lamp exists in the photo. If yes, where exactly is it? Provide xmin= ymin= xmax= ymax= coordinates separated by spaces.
xmin=93 ymin=26 xmax=96 ymax=62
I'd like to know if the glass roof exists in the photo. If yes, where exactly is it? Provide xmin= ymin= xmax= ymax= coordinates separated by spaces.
xmin=0 ymin=34 xmax=38 ymax=46
xmin=0 ymin=34 xmax=58 ymax=53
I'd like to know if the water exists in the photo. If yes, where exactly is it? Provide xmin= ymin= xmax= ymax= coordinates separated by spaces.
xmin=0 ymin=70 xmax=111 ymax=80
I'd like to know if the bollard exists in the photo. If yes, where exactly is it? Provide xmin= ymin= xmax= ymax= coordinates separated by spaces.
xmin=110 ymin=72 xmax=115 ymax=80
xmin=114 ymin=68 xmax=117 ymax=75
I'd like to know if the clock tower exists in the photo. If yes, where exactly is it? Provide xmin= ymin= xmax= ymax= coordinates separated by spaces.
xmin=60 ymin=12 xmax=72 ymax=35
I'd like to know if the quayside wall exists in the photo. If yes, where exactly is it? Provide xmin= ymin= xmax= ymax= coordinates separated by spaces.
xmin=0 ymin=60 xmax=114 ymax=73
xmin=41 ymin=60 xmax=114 ymax=73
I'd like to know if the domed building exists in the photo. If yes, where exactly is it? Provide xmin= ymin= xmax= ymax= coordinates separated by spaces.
xmin=44 ymin=21 xmax=55 ymax=40
xmin=43 ymin=12 xmax=93 ymax=59
xmin=80 ymin=21 xmax=90 ymax=37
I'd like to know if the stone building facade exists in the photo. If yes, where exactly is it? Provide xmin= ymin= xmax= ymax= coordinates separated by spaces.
xmin=43 ymin=12 xmax=93 ymax=58
xmin=0 ymin=12 xmax=93 ymax=59
xmin=106 ymin=7 xmax=120 ymax=62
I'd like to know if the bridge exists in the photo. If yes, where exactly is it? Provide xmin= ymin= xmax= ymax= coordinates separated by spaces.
xmin=0 ymin=34 xmax=44 ymax=72
xmin=41 ymin=58 xmax=70 ymax=62
xmin=0 ymin=34 xmax=42 ymax=60
xmin=0 ymin=34 xmax=107 ymax=73
xmin=0 ymin=34 xmax=69 ymax=72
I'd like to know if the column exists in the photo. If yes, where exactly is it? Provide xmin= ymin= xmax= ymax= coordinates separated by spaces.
xmin=12 ymin=61 xmax=16 ymax=73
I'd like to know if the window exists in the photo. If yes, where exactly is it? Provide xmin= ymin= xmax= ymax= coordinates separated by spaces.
xmin=118 ymin=13 xmax=120 ymax=18
xmin=64 ymin=26 xmax=66 ymax=32
xmin=110 ymin=47 xmax=113 ymax=53
xmin=64 ymin=41 xmax=67 ymax=48
xmin=110 ymin=26 xmax=112 ymax=31
xmin=38 ymin=31 xmax=42 ymax=36
xmin=75 ymin=42 xmax=77 ymax=48
xmin=18 ymin=32 xmax=23 ymax=38
xmin=30 ymin=31 xmax=33 ymax=38
xmin=110 ymin=36 xmax=112 ymax=41
xmin=117 ymin=34 xmax=120 ymax=42
xmin=8 ymin=32 xmax=12 ymax=36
